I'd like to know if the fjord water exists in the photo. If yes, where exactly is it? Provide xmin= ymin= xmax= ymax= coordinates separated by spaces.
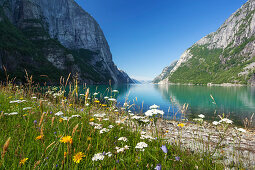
xmin=87 ymin=84 xmax=255 ymax=126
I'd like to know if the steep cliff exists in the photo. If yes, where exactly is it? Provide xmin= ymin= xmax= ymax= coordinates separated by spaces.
xmin=153 ymin=60 xmax=177 ymax=83
xmin=161 ymin=0 xmax=255 ymax=85
xmin=0 ymin=0 xmax=133 ymax=84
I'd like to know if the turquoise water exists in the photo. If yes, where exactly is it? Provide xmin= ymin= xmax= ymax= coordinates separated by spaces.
xmin=85 ymin=84 xmax=255 ymax=126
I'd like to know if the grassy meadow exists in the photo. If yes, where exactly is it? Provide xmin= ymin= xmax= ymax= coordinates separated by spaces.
xmin=0 ymin=76 xmax=252 ymax=169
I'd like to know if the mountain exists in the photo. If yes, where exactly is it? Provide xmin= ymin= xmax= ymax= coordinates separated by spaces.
xmin=153 ymin=60 xmax=177 ymax=83
xmin=159 ymin=0 xmax=255 ymax=85
xmin=131 ymin=78 xmax=141 ymax=84
xmin=0 ymin=0 xmax=133 ymax=84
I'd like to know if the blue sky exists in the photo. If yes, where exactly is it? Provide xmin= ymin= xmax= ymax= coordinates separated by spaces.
xmin=75 ymin=0 xmax=247 ymax=81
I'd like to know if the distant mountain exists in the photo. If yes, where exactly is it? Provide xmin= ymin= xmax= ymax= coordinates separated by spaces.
xmin=153 ymin=60 xmax=177 ymax=83
xmin=0 ymin=0 xmax=133 ymax=84
xmin=159 ymin=0 xmax=255 ymax=85
xmin=131 ymin=78 xmax=141 ymax=84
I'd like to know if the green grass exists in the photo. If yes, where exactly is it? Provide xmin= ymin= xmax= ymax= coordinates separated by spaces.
xmin=0 ymin=81 xmax=226 ymax=169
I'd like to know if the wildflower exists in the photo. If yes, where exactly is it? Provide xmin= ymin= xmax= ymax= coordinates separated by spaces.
xmin=105 ymin=152 xmax=112 ymax=157
xmin=103 ymin=118 xmax=109 ymax=121
xmin=140 ymin=135 xmax=155 ymax=141
xmin=64 ymin=152 xmax=67 ymax=158
xmin=198 ymin=114 xmax=205 ymax=118
xmin=112 ymin=90 xmax=119 ymax=93
xmin=19 ymin=158 xmax=28 ymax=165
xmin=55 ymin=111 xmax=64 ymax=116
xmin=155 ymin=164 xmax=162 ymax=170
xmin=60 ymin=136 xmax=73 ymax=144
xmin=145 ymin=109 xmax=164 ymax=116
xmin=73 ymin=152 xmax=85 ymax=163
xmin=149 ymin=104 xmax=159 ymax=109
xmin=86 ymin=103 xmax=89 ymax=106
xmin=101 ymin=104 xmax=107 ymax=107
xmin=35 ymin=135 xmax=43 ymax=140
xmin=94 ymin=113 xmax=106 ymax=118
xmin=100 ymin=128 xmax=110 ymax=134
xmin=59 ymin=118 xmax=63 ymax=123
xmin=108 ymin=98 xmax=116 ymax=102
xmin=135 ymin=142 xmax=148 ymax=151
xmin=62 ymin=116 xmax=69 ymax=121
xmin=8 ymin=112 xmax=18 ymax=115
xmin=212 ymin=121 xmax=220 ymax=125
xmin=108 ymin=125 xmax=114 ymax=129
xmin=23 ymin=114 xmax=27 ymax=117
xmin=193 ymin=118 xmax=203 ymax=123
xmin=235 ymin=127 xmax=246 ymax=133
xmin=23 ymin=107 xmax=32 ymax=110
xmin=177 ymin=123 xmax=184 ymax=127
xmin=175 ymin=156 xmax=180 ymax=161
xmin=34 ymin=120 xmax=37 ymax=124
xmin=93 ymin=92 xmax=98 ymax=96
xmin=69 ymin=104 xmax=72 ymax=107
xmin=92 ymin=153 xmax=104 ymax=161
xmin=31 ymin=96 xmax=37 ymax=99
xmin=116 ymin=147 xmax=125 ymax=153
xmin=71 ymin=115 xmax=81 ymax=118
xmin=118 ymin=137 xmax=128 ymax=142
xmin=160 ymin=145 xmax=168 ymax=154
xmin=87 ymin=137 xmax=92 ymax=141
xmin=90 ymin=118 xmax=95 ymax=121
xmin=219 ymin=118 xmax=233 ymax=124
xmin=94 ymin=100 xmax=100 ymax=103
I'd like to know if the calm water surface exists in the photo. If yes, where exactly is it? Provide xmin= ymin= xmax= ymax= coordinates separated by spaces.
xmin=85 ymin=84 xmax=255 ymax=126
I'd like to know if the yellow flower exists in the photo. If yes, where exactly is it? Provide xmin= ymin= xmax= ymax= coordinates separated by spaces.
xmin=60 ymin=136 xmax=73 ymax=144
xmin=35 ymin=135 xmax=43 ymax=140
xmin=94 ymin=100 xmax=100 ymax=103
xmin=89 ymin=118 xmax=94 ymax=121
xmin=20 ymin=97 xmax=23 ymax=100
xmin=73 ymin=152 xmax=85 ymax=163
xmin=8 ymin=96 xmax=12 ymax=98
xmin=59 ymin=118 xmax=63 ymax=123
xmin=165 ymin=130 xmax=169 ymax=133
xmin=23 ymin=114 xmax=27 ymax=117
xmin=87 ymin=137 xmax=92 ymax=141
xmin=69 ymin=104 xmax=72 ymax=107
xmin=177 ymin=123 xmax=184 ymax=128
xmin=19 ymin=158 xmax=28 ymax=165
xmin=101 ymin=104 xmax=107 ymax=107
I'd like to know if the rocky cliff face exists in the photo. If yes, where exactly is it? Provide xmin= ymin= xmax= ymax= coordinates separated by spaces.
xmin=153 ymin=60 xmax=177 ymax=83
xmin=0 ymin=0 xmax=133 ymax=84
xmin=160 ymin=0 xmax=255 ymax=85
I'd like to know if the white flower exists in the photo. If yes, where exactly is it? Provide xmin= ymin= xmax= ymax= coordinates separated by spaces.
xmin=116 ymin=147 xmax=125 ymax=153
xmin=123 ymin=103 xmax=129 ymax=107
xmin=131 ymin=115 xmax=142 ymax=120
xmin=141 ymin=119 xmax=150 ymax=123
xmin=128 ymin=110 xmax=132 ymax=113
xmin=55 ymin=111 xmax=64 ymax=116
xmin=114 ymin=109 xmax=118 ymax=112
xmin=145 ymin=109 xmax=164 ymax=116
xmin=108 ymin=98 xmax=117 ymax=102
xmin=80 ymin=94 xmax=85 ymax=96
xmin=135 ymin=142 xmax=148 ymax=150
xmin=129 ymin=113 xmax=134 ymax=116
xmin=93 ymin=92 xmax=98 ymax=96
xmin=31 ymin=96 xmax=37 ymax=99
xmin=92 ymin=153 xmax=104 ymax=161
xmin=8 ymin=112 xmax=19 ymax=115
xmin=219 ymin=118 xmax=233 ymax=124
xmin=104 ymin=96 xmax=109 ymax=99
xmin=23 ymin=107 xmax=32 ymax=110
xmin=115 ymin=119 xmax=125 ymax=124
xmin=103 ymin=118 xmax=109 ymax=121
xmin=89 ymin=122 xmax=95 ymax=126
xmin=85 ymin=103 xmax=89 ymax=106
xmin=198 ymin=114 xmax=205 ymax=118
xmin=141 ymin=131 xmax=146 ymax=135
xmin=100 ymin=128 xmax=110 ymax=134
xmin=112 ymin=90 xmax=119 ymax=93
xmin=193 ymin=118 xmax=203 ymax=122
xmin=94 ymin=113 xmax=106 ymax=118
xmin=140 ymin=135 xmax=155 ymax=141
xmin=71 ymin=115 xmax=81 ymax=118
xmin=94 ymin=125 xmax=102 ymax=130
xmin=105 ymin=152 xmax=112 ymax=157
xmin=118 ymin=137 xmax=128 ymax=142
xmin=10 ymin=100 xmax=26 ymax=104
xmin=62 ymin=116 xmax=69 ymax=121
xmin=149 ymin=104 xmax=159 ymax=109
xmin=124 ymin=145 xmax=130 ymax=149
xmin=235 ymin=127 xmax=246 ymax=133
xmin=212 ymin=121 xmax=220 ymax=125
xmin=108 ymin=125 xmax=114 ymax=129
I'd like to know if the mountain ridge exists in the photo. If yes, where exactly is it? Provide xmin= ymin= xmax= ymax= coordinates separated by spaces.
xmin=0 ymin=0 xmax=133 ymax=84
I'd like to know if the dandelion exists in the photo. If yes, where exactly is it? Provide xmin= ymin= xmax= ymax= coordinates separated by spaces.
xmin=23 ymin=114 xmax=27 ymax=117
xmin=160 ymin=145 xmax=168 ymax=154
xmin=198 ymin=114 xmax=205 ymax=118
xmin=92 ymin=153 xmax=104 ymax=161
xmin=35 ymin=135 xmax=43 ymax=140
xmin=101 ymin=104 xmax=107 ymax=107
xmin=177 ymin=123 xmax=184 ymax=127
xmin=94 ymin=100 xmax=100 ymax=103
xmin=89 ymin=118 xmax=95 ymax=121
xmin=73 ymin=152 xmax=85 ymax=163
xmin=19 ymin=158 xmax=28 ymax=165
xmin=60 ymin=136 xmax=73 ymax=144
